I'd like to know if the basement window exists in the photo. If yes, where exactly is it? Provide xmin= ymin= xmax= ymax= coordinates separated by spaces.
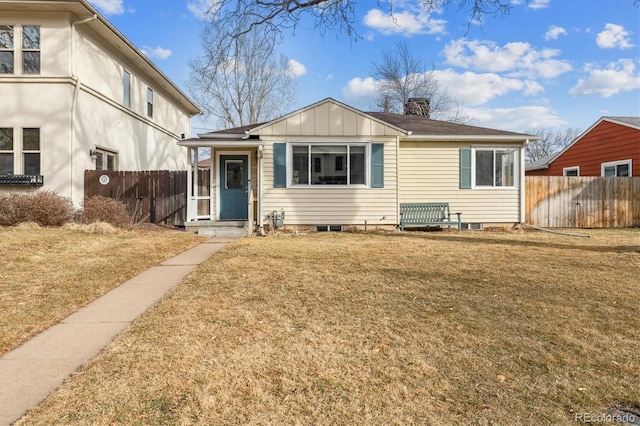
xmin=316 ymin=225 xmax=343 ymax=232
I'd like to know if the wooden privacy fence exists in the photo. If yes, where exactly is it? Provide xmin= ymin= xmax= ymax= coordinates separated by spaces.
xmin=84 ymin=170 xmax=187 ymax=226
xmin=525 ymin=176 xmax=640 ymax=228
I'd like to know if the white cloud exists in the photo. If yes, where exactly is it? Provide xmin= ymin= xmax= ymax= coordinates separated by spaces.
xmin=596 ymin=23 xmax=634 ymax=49
xmin=528 ymin=0 xmax=551 ymax=10
xmin=141 ymin=46 xmax=172 ymax=60
xmin=342 ymin=77 xmax=377 ymax=101
xmin=569 ymin=59 xmax=640 ymax=97
xmin=287 ymin=59 xmax=307 ymax=78
xmin=187 ymin=0 xmax=221 ymax=19
xmin=465 ymin=106 xmax=567 ymax=130
xmin=342 ymin=68 xmax=544 ymax=110
xmin=443 ymin=38 xmax=572 ymax=79
xmin=544 ymin=25 xmax=567 ymax=41
xmin=89 ymin=0 xmax=124 ymax=16
xmin=434 ymin=69 xmax=543 ymax=106
xmin=363 ymin=8 xmax=446 ymax=36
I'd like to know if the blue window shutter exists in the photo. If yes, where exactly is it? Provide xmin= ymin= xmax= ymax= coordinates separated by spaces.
xmin=274 ymin=143 xmax=286 ymax=188
xmin=371 ymin=143 xmax=384 ymax=188
xmin=460 ymin=148 xmax=472 ymax=189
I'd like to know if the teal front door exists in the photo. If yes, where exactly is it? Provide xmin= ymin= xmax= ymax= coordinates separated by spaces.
xmin=220 ymin=155 xmax=248 ymax=220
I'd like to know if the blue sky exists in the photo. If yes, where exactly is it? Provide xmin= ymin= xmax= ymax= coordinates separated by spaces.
xmin=89 ymin=0 xmax=640 ymax=134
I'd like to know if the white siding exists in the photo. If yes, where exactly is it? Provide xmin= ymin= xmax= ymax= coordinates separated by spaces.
xmin=399 ymin=141 xmax=522 ymax=224
xmin=262 ymin=137 xmax=398 ymax=226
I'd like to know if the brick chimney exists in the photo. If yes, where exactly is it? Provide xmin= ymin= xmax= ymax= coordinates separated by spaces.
xmin=404 ymin=98 xmax=430 ymax=118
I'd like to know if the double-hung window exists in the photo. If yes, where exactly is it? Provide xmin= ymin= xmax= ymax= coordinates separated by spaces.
xmin=0 ymin=128 xmax=13 ymax=174
xmin=147 ymin=88 xmax=154 ymax=118
xmin=601 ymin=160 xmax=631 ymax=177
xmin=0 ymin=25 xmax=40 ymax=74
xmin=22 ymin=128 xmax=40 ymax=175
xmin=0 ymin=128 xmax=41 ymax=176
xmin=291 ymin=144 xmax=366 ymax=186
xmin=0 ymin=25 xmax=14 ymax=74
xmin=22 ymin=25 xmax=40 ymax=74
xmin=473 ymin=148 xmax=517 ymax=188
xmin=123 ymin=70 xmax=131 ymax=107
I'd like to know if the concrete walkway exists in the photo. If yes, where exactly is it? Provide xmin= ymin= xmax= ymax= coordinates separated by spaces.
xmin=0 ymin=238 xmax=235 ymax=426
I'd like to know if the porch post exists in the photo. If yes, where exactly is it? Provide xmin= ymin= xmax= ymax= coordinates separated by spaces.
xmin=258 ymin=145 xmax=265 ymax=236
xmin=186 ymin=147 xmax=194 ymax=222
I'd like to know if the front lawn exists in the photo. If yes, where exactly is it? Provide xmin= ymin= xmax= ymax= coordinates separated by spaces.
xmin=0 ymin=227 xmax=203 ymax=354
xmin=18 ymin=229 xmax=640 ymax=425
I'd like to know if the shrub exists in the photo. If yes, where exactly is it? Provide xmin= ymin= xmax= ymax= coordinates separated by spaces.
xmin=82 ymin=196 xmax=131 ymax=229
xmin=23 ymin=191 xmax=74 ymax=226
xmin=0 ymin=191 xmax=73 ymax=227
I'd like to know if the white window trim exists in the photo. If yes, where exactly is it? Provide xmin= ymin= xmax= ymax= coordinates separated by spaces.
xmin=287 ymin=141 xmax=370 ymax=188
xmin=0 ymin=24 xmax=15 ymax=75
xmin=21 ymin=25 xmax=40 ymax=75
xmin=563 ymin=166 xmax=580 ymax=176
xmin=471 ymin=146 xmax=519 ymax=189
xmin=601 ymin=159 xmax=632 ymax=177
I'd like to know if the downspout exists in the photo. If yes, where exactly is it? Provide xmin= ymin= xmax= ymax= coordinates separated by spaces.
xmin=520 ymin=139 xmax=528 ymax=225
xmin=258 ymin=145 xmax=265 ymax=236
xmin=396 ymin=135 xmax=401 ymax=228
xmin=70 ymin=14 xmax=97 ymax=205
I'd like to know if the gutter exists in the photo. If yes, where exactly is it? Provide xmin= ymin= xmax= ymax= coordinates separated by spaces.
xmin=402 ymin=135 xmax=538 ymax=142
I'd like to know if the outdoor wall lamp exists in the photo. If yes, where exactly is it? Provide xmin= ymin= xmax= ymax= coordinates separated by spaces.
xmin=90 ymin=149 xmax=98 ymax=160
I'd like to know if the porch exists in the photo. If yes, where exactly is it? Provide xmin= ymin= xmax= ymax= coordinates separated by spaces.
xmin=178 ymin=137 xmax=265 ymax=237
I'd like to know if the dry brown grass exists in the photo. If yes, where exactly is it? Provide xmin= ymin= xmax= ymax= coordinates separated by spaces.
xmin=0 ymin=227 xmax=204 ymax=354
xmin=18 ymin=229 xmax=640 ymax=425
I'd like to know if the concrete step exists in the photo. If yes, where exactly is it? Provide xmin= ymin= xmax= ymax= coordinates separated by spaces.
xmin=197 ymin=227 xmax=249 ymax=238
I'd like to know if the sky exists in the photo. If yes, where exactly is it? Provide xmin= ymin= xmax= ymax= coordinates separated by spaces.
xmin=88 ymin=0 xmax=640 ymax=135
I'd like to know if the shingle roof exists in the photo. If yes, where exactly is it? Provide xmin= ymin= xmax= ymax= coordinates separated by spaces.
xmin=365 ymin=112 xmax=530 ymax=137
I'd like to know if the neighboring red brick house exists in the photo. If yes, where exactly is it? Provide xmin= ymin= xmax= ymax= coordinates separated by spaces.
xmin=526 ymin=117 xmax=640 ymax=177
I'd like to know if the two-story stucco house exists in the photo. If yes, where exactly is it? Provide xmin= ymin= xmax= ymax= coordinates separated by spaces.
xmin=0 ymin=0 xmax=201 ymax=206
xmin=179 ymin=98 xmax=537 ymax=234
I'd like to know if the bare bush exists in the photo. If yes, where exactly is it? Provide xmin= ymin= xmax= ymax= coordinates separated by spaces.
xmin=82 ymin=196 xmax=131 ymax=229
xmin=0 ymin=191 xmax=73 ymax=227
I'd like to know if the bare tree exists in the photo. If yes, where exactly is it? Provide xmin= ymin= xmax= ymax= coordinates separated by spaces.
xmin=525 ymin=127 xmax=582 ymax=163
xmin=187 ymin=19 xmax=297 ymax=129
xmin=199 ymin=0 xmax=522 ymax=56
xmin=371 ymin=40 xmax=459 ymax=121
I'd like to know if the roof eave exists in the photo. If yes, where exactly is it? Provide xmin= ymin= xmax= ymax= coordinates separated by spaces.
xmin=402 ymin=135 xmax=538 ymax=142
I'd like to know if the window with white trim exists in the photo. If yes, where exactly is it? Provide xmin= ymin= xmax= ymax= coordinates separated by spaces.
xmin=290 ymin=144 xmax=366 ymax=186
xmin=0 ymin=128 xmax=41 ymax=176
xmin=147 ymin=87 xmax=153 ymax=118
xmin=563 ymin=166 xmax=579 ymax=176
xmin=0 ymin=25 xmax=14 ymax=74
xmin=22 ymin=25 xmax=40 ymax=74
xmin=95 ymin=148 xmax=118 ymax=171
xmin=473 ymin=148 xmax=517 ymax=188
xmin=601 ymin=160 xmax=631 ymax=177
xmin=22 ymin=128 xmax=40 ymax=175
xmin=0 ymin=127 xmax=13 ymax=174
xmin=123 ymin=70 xmax=131 ymax=107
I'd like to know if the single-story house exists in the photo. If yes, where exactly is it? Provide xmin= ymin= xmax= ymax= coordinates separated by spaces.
xmin=179 ymin=98 xmax=537 ymax=234
xmin=0 ymin=0 xmax=201 ymax=206
xmin=526 ymin=116 xmax=639 ymax=177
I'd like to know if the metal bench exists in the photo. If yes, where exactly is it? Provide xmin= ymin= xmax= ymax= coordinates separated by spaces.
xmin=400 ymin=202 xmax=462 ymax=231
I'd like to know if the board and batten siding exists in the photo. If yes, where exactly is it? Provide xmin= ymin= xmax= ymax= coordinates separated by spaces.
xmin=399 ymin=141 xmax=522 ymax=224
xmin=261 ymin=137 xmax=398 ymax=226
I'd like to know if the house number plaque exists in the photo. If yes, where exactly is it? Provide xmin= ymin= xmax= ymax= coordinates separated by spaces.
xmin=99 ymin=175 xmax=110 ymax=185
